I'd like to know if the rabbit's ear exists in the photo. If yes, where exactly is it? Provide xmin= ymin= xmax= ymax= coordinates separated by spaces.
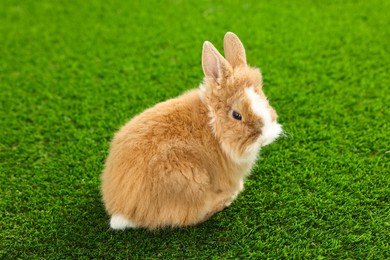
xmin=202 ymin=41 xmax=232 ymax=83
xmin=223 ymin=32 xmax=247 ymax=68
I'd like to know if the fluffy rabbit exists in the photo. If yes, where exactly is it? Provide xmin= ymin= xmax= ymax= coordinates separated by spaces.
xmin=101 ymin=32 xmax=283 ymax=230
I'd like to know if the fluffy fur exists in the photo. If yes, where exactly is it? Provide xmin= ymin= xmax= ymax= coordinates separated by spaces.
xmin=101 ymin=32 xmax=283 ymax=230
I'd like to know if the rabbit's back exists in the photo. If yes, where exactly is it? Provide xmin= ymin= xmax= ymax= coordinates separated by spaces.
xmin=101 ymin=89 xmax=227 ymax=228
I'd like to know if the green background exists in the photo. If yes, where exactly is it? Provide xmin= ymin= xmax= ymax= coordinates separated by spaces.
xmin=1 ymin=0 xmax=389 ymax=258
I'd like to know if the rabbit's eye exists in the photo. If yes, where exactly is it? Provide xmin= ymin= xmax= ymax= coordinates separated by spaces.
xmin=232 ymin=110 xmax=242 ymax=121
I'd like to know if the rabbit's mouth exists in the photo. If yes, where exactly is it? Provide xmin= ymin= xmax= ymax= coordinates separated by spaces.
xmin=260 ymin=122 xmax=283 ymax=147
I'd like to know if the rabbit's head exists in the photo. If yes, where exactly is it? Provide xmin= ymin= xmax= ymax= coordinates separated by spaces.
xmin=200 ymin=32 xmax=282 ymax=164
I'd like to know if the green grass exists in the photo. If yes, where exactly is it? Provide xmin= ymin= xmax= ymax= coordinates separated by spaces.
xmin=1 ymin=0 xmax=389 ymax=258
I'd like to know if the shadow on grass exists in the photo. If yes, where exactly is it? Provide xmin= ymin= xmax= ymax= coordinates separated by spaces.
xmin=47 ymin=188 xmax=245 ymax=258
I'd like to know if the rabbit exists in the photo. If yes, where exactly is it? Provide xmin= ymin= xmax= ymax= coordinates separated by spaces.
xmin=101 ymin=32 xmax=283 ymax=230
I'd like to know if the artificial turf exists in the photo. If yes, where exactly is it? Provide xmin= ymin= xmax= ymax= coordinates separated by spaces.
xmin=1 ymin=0 xmax=389 ymax=258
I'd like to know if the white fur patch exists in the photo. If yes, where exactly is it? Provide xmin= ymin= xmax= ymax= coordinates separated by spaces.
xmin=261 ymin=122 xmax=283 ymax=146
xmin=207 ymin=105 xmax=218 ymax=138
xmin=110 ymin=214 xmax=137 ymax=230
xmin=245 ymin=86 xmax=282 ymax=147
xmin=225 ymin=179 xmax=245 ymax=207
xmin=221 ymin=142 xmax=254 ymax=165
xmin=208 ymin=105 xmax=216 ymax=125
xmin=199 ymin=84 xmax=206 ymax=101
xmin=245 ymin=87 xmax=271 ymax=121
xmin=244 ymin=139 xmax=262 ymax=161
